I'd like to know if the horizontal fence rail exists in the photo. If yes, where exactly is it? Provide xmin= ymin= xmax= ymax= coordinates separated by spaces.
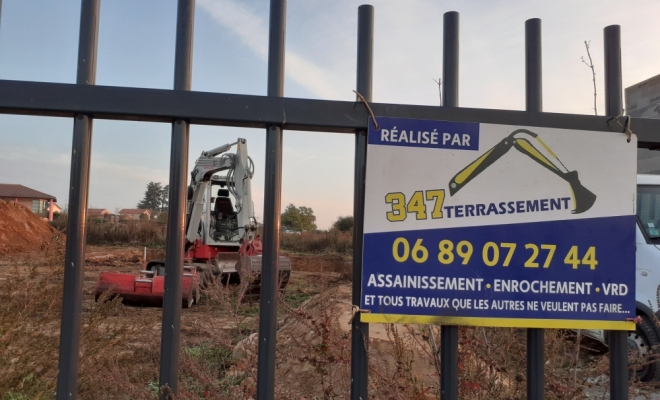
xmin=1 ymin=79 xmax=660 ymax=146
xmin=0 ymin=1 xmax=654 ymax=399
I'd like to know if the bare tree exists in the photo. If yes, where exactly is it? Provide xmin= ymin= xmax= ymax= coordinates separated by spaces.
xmin=433 ymin=78 xmax=442 ymax=106
xmin=581 ymin=40 xmax=598 ymax=115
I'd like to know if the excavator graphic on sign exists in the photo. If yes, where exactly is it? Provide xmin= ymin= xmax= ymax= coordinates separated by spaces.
xmin=448 ymin=129 xmax=597 ymax=214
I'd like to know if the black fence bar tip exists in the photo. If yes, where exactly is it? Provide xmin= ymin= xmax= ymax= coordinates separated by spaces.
xmin=603 ymin=24 xmax=628 ymax=400
xmin=525 ymin=17 xmax=545 ymax=400
xmin=351 ymin=5 xmax=373 ymax=400
xmin=441 ymin=10 xmax=459 ymax=400
xmin=55 ymin=1 xmax=100 ymax=399
xmin=525 ymin=18 xmax=542 ymax=113
xmin=442 ymin=11 xmax=459 ymax=109
xmin=256 ymin=0 xmax=287 ymax=399
xmin=158 ymin=0 xmax=195 ymax=397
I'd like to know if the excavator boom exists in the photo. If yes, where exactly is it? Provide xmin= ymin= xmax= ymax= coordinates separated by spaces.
xmin=448 ymin=129 xmax=597 ymax=214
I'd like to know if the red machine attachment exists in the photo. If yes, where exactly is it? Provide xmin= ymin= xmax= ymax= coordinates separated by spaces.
xmin=94 ymin=266 xmax=201 ymax=308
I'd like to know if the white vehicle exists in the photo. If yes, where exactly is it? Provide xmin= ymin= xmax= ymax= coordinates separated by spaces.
xmin=583 ymin=174 xmax=660 ymax=381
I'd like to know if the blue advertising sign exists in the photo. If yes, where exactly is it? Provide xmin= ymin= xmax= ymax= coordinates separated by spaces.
xmin=361 ymin=117 xmax=637 ymax=330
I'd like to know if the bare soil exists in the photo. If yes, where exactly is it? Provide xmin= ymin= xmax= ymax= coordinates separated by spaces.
xmin=0 ymin=200 xmax=56 ymax=255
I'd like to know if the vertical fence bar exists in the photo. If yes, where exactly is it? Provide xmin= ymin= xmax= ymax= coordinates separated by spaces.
xmin=440 ymin=10 xmax=459 ymax=400
xmin=525 ymin=17 xmax=545 ymax=400
xmin=56 ymin=0 xmax=100 ymax=400
xmin=158 ymin=0 xmax=194 ymax=397
xmin=256 ymin=0 xmax=286 ymax=398
xmin=603 ymin=24 xmax=628 ymax=400
xmin=55 ymin=1 xmax=100 ymax=399
xmin=350 ymin=5 xmax=373 ymax=400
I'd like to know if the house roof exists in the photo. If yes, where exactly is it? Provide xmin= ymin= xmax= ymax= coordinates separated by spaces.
xmin=118 ymin=208 xmax=150 ymax=215
xmin=88 ymin=208 xmax=110 ymax=215
xmin=0 ymin=184 xmax=57 ymax=201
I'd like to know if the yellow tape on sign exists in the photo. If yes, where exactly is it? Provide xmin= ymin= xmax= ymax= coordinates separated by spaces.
xmin=361 ymin=313 xmax=635 ymax=331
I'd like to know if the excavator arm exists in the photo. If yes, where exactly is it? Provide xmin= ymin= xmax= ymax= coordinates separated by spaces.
xmin=185 ymin=138 xmax=257 ymax=244
xmin=448 ymin=129 xmax=596 ymax=214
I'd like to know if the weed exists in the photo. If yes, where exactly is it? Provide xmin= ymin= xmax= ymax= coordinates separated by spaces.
xmin=2 ymin=393 xmax=36 ymax=400
xmin=283 ymin=288 xmax=314 ymax=308
xmin=281 ymin=230 xmax=352 ymax=255
xmin=183 ymin=343 xmax=233 ymax=372
xmin=146 ymin=381 xmax=159 ymax=397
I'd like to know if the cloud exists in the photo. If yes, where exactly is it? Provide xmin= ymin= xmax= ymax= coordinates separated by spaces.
xmin=197 ymin=0 xmax=345 ymax=99
xmin=0 ymin=144 xmax=169 ymax=210
xmin=0 ymin=144 xmax=70 ymax=166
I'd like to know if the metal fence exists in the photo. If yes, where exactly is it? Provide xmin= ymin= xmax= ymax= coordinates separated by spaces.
xmin=2 ymin=1 xmax=660 ymax=399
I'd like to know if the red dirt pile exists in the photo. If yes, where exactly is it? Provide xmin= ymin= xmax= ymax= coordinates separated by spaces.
xmin=0 ymin=199 xmax=56 ymax=255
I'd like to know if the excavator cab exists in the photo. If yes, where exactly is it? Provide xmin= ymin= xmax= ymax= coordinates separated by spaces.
xmin=211 ymin=185 xmax=238 ymax=241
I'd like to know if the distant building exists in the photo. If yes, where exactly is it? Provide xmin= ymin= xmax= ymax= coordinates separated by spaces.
xmin=118 ymin=208 xmax=151 ymax=220
xmin=88 ymin=208 xmax=110 ymax=218
xmin=625 ymin=74 xmax=660 ymax=174
xmin=0 ymin=183 xmax=58 ymax=221
xmin=88 ymin=208 xmax=115 ymax=222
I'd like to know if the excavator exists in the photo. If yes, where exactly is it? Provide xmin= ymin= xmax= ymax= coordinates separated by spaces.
xmin=448 ymin=129 xmax=597 ymax=214
xmin=95 ymin=138 xmax=291 ymax=307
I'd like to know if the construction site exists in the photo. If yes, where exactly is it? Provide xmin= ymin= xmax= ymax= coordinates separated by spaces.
xmin=5 ymin=0 xmax=660 ymax=399
xmin=0 ymin=197 xmax=654 ymax=399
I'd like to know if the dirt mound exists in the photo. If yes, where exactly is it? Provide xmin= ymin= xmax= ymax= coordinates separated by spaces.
xmin=272 ymin=284 xmax=438 ymax=399
xmin=0 ymin=199 xmax=56 ymax=255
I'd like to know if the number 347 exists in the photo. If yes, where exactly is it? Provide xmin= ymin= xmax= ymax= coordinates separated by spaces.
xmin=386 ymin=190 xmax=445 ymax=222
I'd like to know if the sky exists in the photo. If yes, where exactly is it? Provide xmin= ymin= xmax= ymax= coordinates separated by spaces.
xmin=1 ymin=0 xmax=660 ymax=229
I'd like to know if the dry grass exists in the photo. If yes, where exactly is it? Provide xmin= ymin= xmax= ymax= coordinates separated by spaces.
xmin=286 ymin=253 xmax=352 ymax=281
xmin=51 ymin=218 xmax=167 ymax=247
xmin=0 ymin=241 xmax=328 ymax=399
xmin=280 ymin=230 xmax=352 ymax=255
xmin=0 ymin=236 xmax=163 ymax=399
xmin=0 ymin=242 xmax=254 ymax=399
xmin=0 ymin=238 xmax=654 ymax=399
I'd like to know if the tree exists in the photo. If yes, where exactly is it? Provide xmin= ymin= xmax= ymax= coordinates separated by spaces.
xmin=281 ymin=203 xmax=317 ymax=231
xmin=333 ymin=215 xmax=354 ymax=233
xmin=160 ymin=184 xmax=169 ymax=212
xmin=157 ymin=211 xmax=168 ymax=223
xmin=137 ymin=182 xmax=169 ymax=212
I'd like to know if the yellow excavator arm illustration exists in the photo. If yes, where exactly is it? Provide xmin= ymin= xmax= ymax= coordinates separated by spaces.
xmin=448 ymin=129 xmax=597 ymax=214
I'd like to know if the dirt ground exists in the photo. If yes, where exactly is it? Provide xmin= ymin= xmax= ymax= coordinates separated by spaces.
xmin=0 ymin=200 xmax=56 ymax=255
xmin=2 ymin=244 xmax=660 ymax=399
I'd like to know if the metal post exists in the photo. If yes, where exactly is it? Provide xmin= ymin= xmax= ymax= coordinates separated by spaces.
xmin=440 ymin=10 xmax=459 ymax=400
xmin=525 ymin=17 xmax=545 ymax=400
xmin=158 ymin=0 xmax=194 ymax=397
xmin=525 ymin=19 xmax=542 ymax=114
xmin=350 ymin=5 xmax=373 ymax=400
xmin=256 ymin=0 xmax=286 ymax=399
xmin=604 ymin=24 xmax=628 ymax=400
xmin=55 ymin=1 xmax=99 ymax=399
